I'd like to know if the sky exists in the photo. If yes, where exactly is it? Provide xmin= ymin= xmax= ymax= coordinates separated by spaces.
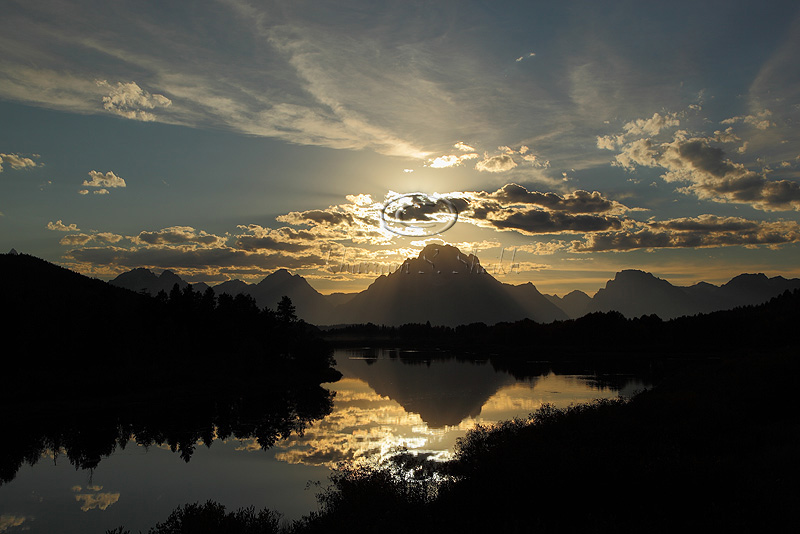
xmin=1 ymin=0 xmax=799 ymax=295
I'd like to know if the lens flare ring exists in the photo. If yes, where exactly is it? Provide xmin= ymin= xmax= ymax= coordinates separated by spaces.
xmin=381 ymin=193 xmax=458 ymax=237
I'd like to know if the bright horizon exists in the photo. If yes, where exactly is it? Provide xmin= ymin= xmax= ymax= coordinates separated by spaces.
xmin=2 ymin=1 xmax=799 ymax=297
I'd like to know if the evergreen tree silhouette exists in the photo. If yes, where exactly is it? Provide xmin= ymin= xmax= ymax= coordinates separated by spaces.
xmin=277 ymin=296 xmax=297 ymax=323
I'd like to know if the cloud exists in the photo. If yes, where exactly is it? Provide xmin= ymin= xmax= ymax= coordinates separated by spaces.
xmin=59 ymin=232 xmax=123 ymax=246
xmin=484 ymin=183 xmax=621 ymax=214
xmin=428 ymin=153 xmax=479 ymax=168
xmin=47 ymin=220 xmax=79 ymax=232
xmin=515 ymin=52 xmax=536 ymax=62
xmin=516 ymin=241 xmax=571 ymax=255
xmin=276 ymin=196 xmax=394 ymax=245
xmin=96 ymin=80 xmax=171 ymax=122
xmin=83 ymin=170 xmax=126 ymax=189
xmin=720 ymin=109 xmax=774 ymax=130
xmin=613 ymin=138 xmax=658 ymax=169
xmin=133 ymin=226 xmax=225 ymax=247
xmin=0 ymin=514 xmax=27 ymax=532
xmin=74 ymin=492 xmax=120 ymax=512
xmin=59 ymin=234 xmax=93 ymax=246
xmin=475 ymin=154 xmax=517 ymax=173
xmin=0 ymin=152 xmax=40 ymax=172
xmin=442 ymin=184 xmax=631 ymax=236
xmin=712 ymin=127 xmax=741 ymax=144
xmin=600 ymin=113 xmax=800 ymax=211
xmin=660 ymin=136 xmax=800 ymax=211
xmin=278 ymin=208 xmax=356 ymax=227
xmin=490 ymin=210 xmax=623 ymax=235
xmin=60 ymin=222 xmax=333 ymax=277
xmin=596 ymin=135 xmax=623 ymax=150
xmin=573 ymin=215 xmax=800 ymax=252
xmin=65 ymin=245 xmax=327 ymax=273
xmin=234 ymin=226 xmax=312 ymax=252
xmin=622 ymin=112 xmax=680 ymax=137
xmin=454 ymin=141 xmax=475 ymax=152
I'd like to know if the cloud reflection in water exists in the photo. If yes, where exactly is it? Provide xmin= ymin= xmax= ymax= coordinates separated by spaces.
xmin=244 ymin=370 xmax=633 ymax=468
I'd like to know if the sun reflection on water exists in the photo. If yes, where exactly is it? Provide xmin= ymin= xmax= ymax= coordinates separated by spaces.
xmin=254 ymin=369 xmax=633 ymax=468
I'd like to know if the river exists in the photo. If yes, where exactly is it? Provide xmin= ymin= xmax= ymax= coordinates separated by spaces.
xmin=0 ymin=349 xmax=649 ymax=533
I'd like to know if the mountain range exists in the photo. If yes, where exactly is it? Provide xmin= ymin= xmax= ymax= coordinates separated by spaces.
xmin=108 ymin=244 xmax=800 ymax=325
xmin=545 ymin=269 xmax=800 ymax=320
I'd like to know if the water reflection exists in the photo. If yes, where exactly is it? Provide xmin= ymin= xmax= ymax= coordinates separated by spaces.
xmin=267 ymin=350 xmax=649 ymax=467
xmin=0 ymin=383 xmax=335 ymax=486
xmin=0 ymin=349 xmax=650 ymax=533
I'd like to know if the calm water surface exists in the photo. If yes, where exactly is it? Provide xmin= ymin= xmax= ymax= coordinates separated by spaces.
xmin=0 ymin=349 xmax=648 ymax=533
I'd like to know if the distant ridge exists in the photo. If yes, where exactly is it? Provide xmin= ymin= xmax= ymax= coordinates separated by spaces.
xmin=545 ymin=290 xmax=592 ymax=319
xmin=106 ymin=250 xmax=800 ymax=325
xmin=582 ymin=269 xmax=800 ymax=320
xmin=110 ymin=267 xmax=210 ymax=295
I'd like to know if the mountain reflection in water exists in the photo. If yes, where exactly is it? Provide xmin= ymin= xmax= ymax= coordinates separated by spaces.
xmin=0 ymin=349 xmax=649 ymax=533
xmin=271 ymin=349 xmax=648 ymax=467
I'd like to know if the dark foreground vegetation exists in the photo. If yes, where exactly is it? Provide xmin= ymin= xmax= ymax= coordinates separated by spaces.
xmin=1 ymin=253 xmax=338 ymax=401
xmin=324 ymin=288 xmax=800 ymax=358
xmin=107 ymin=350 xmax=799 ymax=533
xmin=0 ymin=253 xmax=339 ymax=484
xmin=103 ymin=288 xmax=800 ymax=533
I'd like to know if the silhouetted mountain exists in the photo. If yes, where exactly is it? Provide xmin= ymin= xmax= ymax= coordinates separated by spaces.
xmin=717 ymin=273 xmax=800 ymax=307
xmin=588 ymin=270 xmax=697 ymax=319
xmin=110 ymin=267 xmax=209 ymax=295
xmin=545 ymin=289 xmax=592 ymax=319
xmin=504 ymin=282 xmax=570 ymax=322
xmin=213 ymin=278 xmax=251 ymax=296
xmin=246 ymin=269 xmax=335 ymax=324
xmin=336 ymin=244 xmax=564 ymax=326
xmin=586 ymin=269 xmax=800 ymax=319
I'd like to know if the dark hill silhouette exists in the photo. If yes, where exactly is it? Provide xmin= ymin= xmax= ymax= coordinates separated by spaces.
xmin=0 ymin=252 xmax=337 ymax=401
